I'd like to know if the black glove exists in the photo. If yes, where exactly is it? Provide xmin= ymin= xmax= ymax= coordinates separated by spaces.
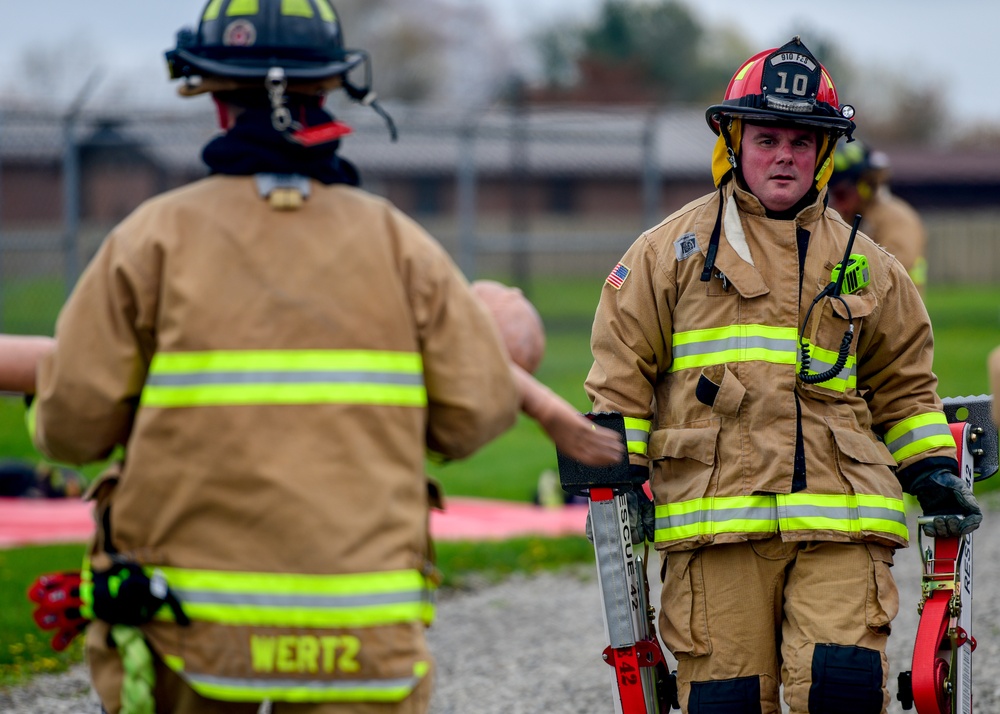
xmin=907 ymin=468 xmax=983 ymax=537
xmin=627 ymin=487 xmax=656 ymax=545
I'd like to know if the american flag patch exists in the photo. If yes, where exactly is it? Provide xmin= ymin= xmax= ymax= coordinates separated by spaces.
xmin=606 ymin=262 xmax=630 ymax=290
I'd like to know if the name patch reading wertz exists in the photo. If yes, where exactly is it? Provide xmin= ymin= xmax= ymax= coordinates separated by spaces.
xmin=250 ymin=634 xmax=361 ymax=674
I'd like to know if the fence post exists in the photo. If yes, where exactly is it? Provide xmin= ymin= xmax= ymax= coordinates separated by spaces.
xmin=457 ymin=120 xmax=478 ymax=279
xmin=642 ymin=111 xmax=661 ymax=230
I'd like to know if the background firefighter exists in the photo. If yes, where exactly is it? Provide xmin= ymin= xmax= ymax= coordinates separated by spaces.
xmin=23 ymin=1 xmax=620 ymax=712
xmin=828 ymin=138 xmax=930 ymax=296
xmin=584 ymin=37 xmax=981 ymax=713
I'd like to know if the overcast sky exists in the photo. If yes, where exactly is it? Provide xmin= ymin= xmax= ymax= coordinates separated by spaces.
xmin=0 ymin=0 xmax=994 ymax=129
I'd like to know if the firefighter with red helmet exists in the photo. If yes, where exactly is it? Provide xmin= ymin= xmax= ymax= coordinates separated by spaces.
xmin=585 ymin=37 xmax=980 ymax=712
xmin=24 ymin=1 xmax=621 ymax=712
xmin=829 ymin=139 xmax=929 ymax=296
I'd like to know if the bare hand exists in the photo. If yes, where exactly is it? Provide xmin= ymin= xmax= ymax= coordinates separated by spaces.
xmin=513 ymin=365 xmax=625 ymax=466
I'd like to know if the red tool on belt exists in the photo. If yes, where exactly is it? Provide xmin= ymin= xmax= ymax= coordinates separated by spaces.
xmin=897 ymin=395 xmax=997 ymax=714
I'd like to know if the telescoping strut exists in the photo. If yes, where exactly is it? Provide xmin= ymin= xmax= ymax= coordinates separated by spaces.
xmin=557 ymin=412 xmax=678 ymax=713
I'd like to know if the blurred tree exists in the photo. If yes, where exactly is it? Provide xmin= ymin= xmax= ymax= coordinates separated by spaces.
xmin=531 ymin=0 xmax=752 ymax=105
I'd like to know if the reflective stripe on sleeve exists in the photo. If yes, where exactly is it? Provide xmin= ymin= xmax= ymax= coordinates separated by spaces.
xmin=670 ymin=325 xmax=799 ymax=372
xmin=883 ymin=412 xmax=956 ymax=463
xmin=623 ymin=416 xmax=651 ymax=455
xmin=140 ymin=350 xmax=426 ymax=408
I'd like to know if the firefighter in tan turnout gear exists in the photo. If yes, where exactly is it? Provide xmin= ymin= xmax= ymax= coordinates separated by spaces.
xmin=585 ymin=37 xmax=981 ymax=713
xmin=829 ymin=139 xmax=929 ymax=296
xmin=24 ymin=1 xmax=623 ymax=712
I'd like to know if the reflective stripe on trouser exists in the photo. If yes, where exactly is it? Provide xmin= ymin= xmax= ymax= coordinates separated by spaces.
xmin=140 ymin=350 xmax=427 ymax=408
xmin=623 ymin=416 xmax=651 ymax=456
xmin=883 ymin=412 xmax=956 ymax=463
xmin=659 ymin=538 xmax=895 ymax=714
xmin=134 ymin=566 xmax=435 ymax=703
xmin=653 ymin=493 xmax=908 ymax=547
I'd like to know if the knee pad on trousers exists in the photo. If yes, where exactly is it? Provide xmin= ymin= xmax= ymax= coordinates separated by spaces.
xmin=808 ymin=643 xmax=882 ymax=714
xmin=688 ymin=676 xmax=762 ymax=713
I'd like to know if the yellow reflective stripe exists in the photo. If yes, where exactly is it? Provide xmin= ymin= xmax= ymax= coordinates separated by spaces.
xmin=184 ymin=661 xmax=430 ymax=703
xmin=654 ymin=493 xmax=908 ymax=544
xmin=150 ymin=350 xmax=423 ymax=374
xmin=141 ymin=350 xmax=427 ymax=408
xmin=798 ymin=342 xmax=857 ymax=392
xmin=734 ymin=60 xmax=757 ymax=82
xmin=314 ymin=0 xmax=336 ymax=21
xmin=227 ymin=0 xmax=259 ymax=16
xmin=884 ymin=412 xmax=955 ymax=462
xmin=154 ymin=567 xmax=435 ymax=628
xmin=910 ymin=257 xmax=928 ymax=288
xmin=24 ymin=398 xmax=39 ymax=447
xmin=777 ymin=493 xmax=908 ymax=539
xmin=203 ymin=0 xmax=226 ymax=20
xmin=282 ymin=0 xmax=314 ymax=17
xmin=142 ymin=383 xmax=427 ymax=408
xmin=654 ymin=496 xmax=778 ymax=543
xmin=671 ymin=325 xmax=798 ymax=372
xmin=158 ymin=567 xmax=426 ymax=597
xmin=623 ymin=416 xmax=651 ymax=455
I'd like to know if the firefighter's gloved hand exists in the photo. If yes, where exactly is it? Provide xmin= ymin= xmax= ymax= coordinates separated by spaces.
xmin=628 ymin=488 xmax=656 ymax=545
xmin=585 ymin=486 xmax=655 ymax=546
xmin=908 ymin=467 xmax=983 ymax=537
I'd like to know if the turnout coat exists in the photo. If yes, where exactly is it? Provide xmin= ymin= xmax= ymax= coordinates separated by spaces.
xmin=586 ymin=181 xmax=956 ymax=553
xmin=32 ymin=175 xmax=519 ymax=703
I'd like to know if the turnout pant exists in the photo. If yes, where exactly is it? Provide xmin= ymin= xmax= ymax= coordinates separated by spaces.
xmin=659 ymin=537 xmax=899 ymax=714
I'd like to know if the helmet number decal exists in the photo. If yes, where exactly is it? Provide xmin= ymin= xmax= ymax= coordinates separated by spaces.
xmin=775 ymin=71 xmax=810 ymax=97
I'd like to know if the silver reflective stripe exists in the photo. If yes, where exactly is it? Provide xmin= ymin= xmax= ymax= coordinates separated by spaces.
xmin=803 ymin=354 xmax=855 ymax=383
xmin=656 ymin=505 xmax=777 ymax=530
xmin=672 ymin=334 xmax=798 ymax=360
xmin=884 ymin=422 xmax=952 ymax=455
xmin=145 ymin=371 xmax=424 ymax=387
xmin=172 ymin=589 xmax=424 ymax=609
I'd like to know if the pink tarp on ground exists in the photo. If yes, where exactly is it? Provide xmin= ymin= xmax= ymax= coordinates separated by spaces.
xmin=0 ymin=496 xmax=588 ymax=549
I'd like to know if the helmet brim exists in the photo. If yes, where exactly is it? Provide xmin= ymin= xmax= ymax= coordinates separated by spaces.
xmin=167 ymin=47 xmax=365 ymax=82
xmin=705 ymin=104 xmax=855 ymax=137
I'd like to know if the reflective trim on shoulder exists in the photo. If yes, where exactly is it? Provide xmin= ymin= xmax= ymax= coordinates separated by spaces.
xmin=141 ymin=350 xmax=427 ymax=409
xmin=670 ymin=324 xmax=799 ymax=372
xmin=884 ymin=412 xmax=955 ymax=463
xmin=623 ymin=416 xmax=651 ymax=455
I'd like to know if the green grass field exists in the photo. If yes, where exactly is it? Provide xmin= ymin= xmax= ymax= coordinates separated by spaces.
xmin=0 ymin=278 xmax=997 ymax=687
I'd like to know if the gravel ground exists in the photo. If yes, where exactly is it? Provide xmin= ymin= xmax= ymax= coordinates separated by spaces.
xmin=4 ymin=493 xmax=1000 ymax=714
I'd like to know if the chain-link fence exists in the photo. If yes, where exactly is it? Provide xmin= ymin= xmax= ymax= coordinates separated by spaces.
xmin=1 ymin=101 xmax=998 ymax=335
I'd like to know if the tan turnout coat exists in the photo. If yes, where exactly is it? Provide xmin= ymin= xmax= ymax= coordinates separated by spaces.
xmin=32 ymin=175 xmax=519 ymax=702
xmin=587 ymin=181 xmax=955 ymax=552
